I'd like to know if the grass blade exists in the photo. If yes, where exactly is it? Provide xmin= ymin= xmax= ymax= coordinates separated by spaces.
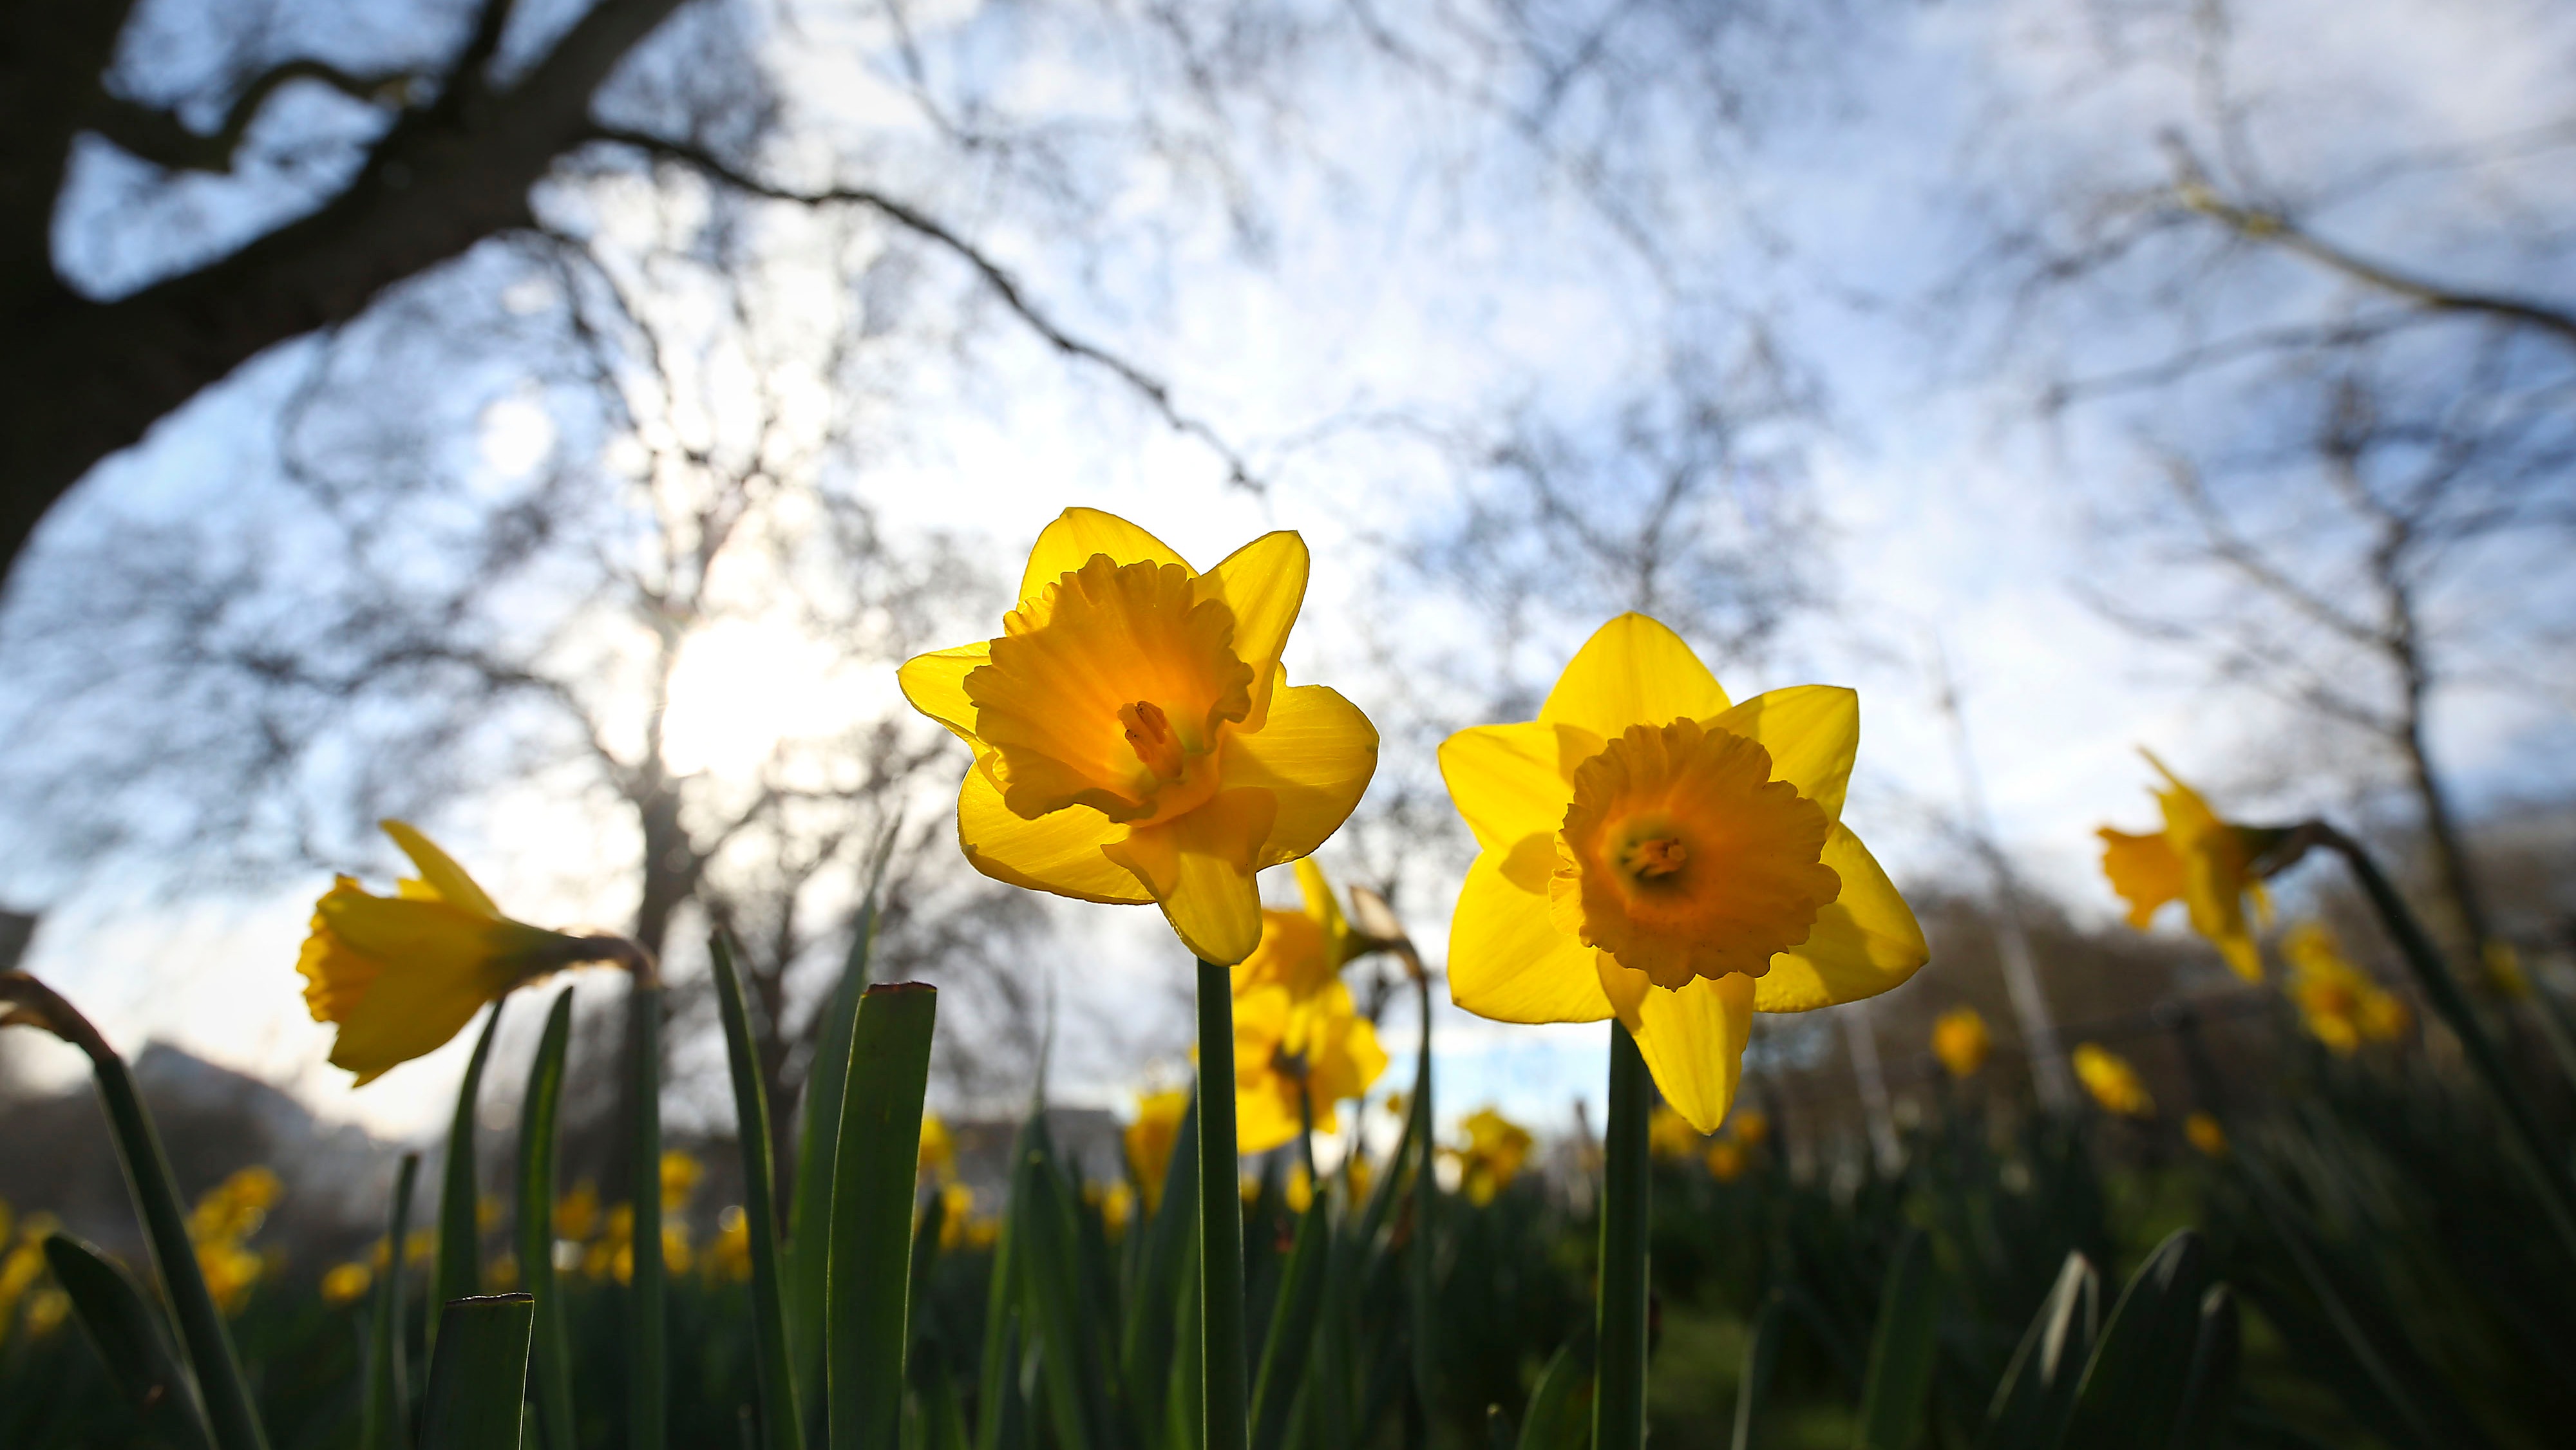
xmin=1195 ymin=958 xmax=1249 ymax=1450
xmin=2168 ymin=1286 xmax=2239 ymax=1450
xmin=793 ymin=880 xmax=887 ymax=1431
xmin=828 ymin=982 xmax=937 ymax=1450
xmin=420 ymin=1295 xmax=535 ymax=1450
xmin=630 ymin=972 xmax=667 ymax=1450
xmin=1406 ymin=972 xmax=1437 ymax=1444
xmin=431 ymin=1003 xmax=504 ymax=1355
xmin=1980 ymin=1252 xmax=2099 ymax=1450
xmin=1730 ymin=1298 xmax=1779 ymax=1450
xmin=2063 ymin=1230 xmax=2211 ymax=1450
xmin=1853 ymin=1228 xmax=1938 ymax=1450
xmin=516 ymin=986 xmax=578 ymax=1450
xmin=365 ymin=1153 xmax=422 ymax=1450
xmin=1123 ymin=1091 xmax=1200 ymax=1444
xmin=1593 ymin=1023 xmax=1651 ymax=1450
xmin=1248 ymin=1200 xmax=1330 ymax=1450
xmin=43 ymin=1230 xmax=212 ymax=1450
xmin=714 ymin=932 xmax=806 ymax=1450
xmin=1519 ymin=1329 xmax=1595 ymax=1450
xmin=1010 ymin=1135 xmax=1103 ymax=1450
xmin=0 ymin=973 xmax=270 ymax=1450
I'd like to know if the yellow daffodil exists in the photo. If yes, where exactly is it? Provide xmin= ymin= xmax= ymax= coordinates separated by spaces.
xmin=2072 ymin=1043 xmax=2154 ymax=1118
xmin=936 ymin=1183 xmax=978 ymax=1252
xmin=1439 ymin=614 xmax=1927 ymax=1131
xmin=188 ymin=1167 xmax=281 ymax=1315
xmin=298 ymin=821 xmax=627 ymax=1084
xmin=660 ymin=1149 xmax=703 ymax=1214
xmin=1448 ymin=1107 xmax=1534 ymax=1207
xmin=898 ymin=509 xmax=1380 ymax=965
xmin=1234 ymin=977 xmax=1388 ymax=1154
xmin=919 ymin=1113 xmax=958 ymax=1183
xmin=2184 ymin=1112 xmax=2229 ymax=1158
xmin=321 ymin=1262 xmax=374 ymax=1306
xmin=23 ymin=1290 xmax=68 ymax=1339
xmin=2284 ymin=922 xmax=2410 ymax=1055
xmin=1237 ymin=859 xmax=1372 ymax=998
xmin=706 ymin=1206 xmax=753 ymax=1283
xmin=1705 ymin=1140 xmax=1747 ymax=1182
xmin=2098 ymin=752 xmax=2274 ymax=983
xmin=1931 ymin=1006 xmax=1993 ymax=1079
xmin=1086 ymin=1181 xmax=1136 ymax=1241
xmin=1647 ymin=1104 xmax=1705 ymax=1162
xmin=556 ymin=1182 xmax=601 ymax=1243
xmin=1125 ymin=1088 xmax=1191 ymax=1215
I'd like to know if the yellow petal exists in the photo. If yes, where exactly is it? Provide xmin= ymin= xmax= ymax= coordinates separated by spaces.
xmin=1294 ymin=857 xmax=1347 ymax=941
xmin=1706 ymin=685 xmax=1857 ymax=826
xmin=1446 ymin=843 xmax=1612 ymax=1024
xmin=1621 ymin=968 xmax=1756 ymax=1134
xmin=956 ymin=765 xmax=1150 ymax=905
xmin=1220 ymin=684 xmax=1379 ymax=869
xmin=897 ymin=642 xmax=992 ymax=747
xmin=1197 ymin=531 xmax=1309 ymax=731
xmin=327 ymin=943 xmax=515 ymax=1086
xmin=321 ymin=890 xmax=509 ymax=967
xmin=1104 ymin=789 xmax=1278 ymax=964
xmin=1017 ymin=507 xmax=1192 ymax=605
xmin=1539 ymin=613 xmax=1730 ymax=739
xmin=1752 ymin=825 xmax=1927 ymax=1012
xmin=1438 ymin=721 xmax=1575 ymax=852
xmin=2098 ymin=828 xmax=2184 ymax=930
xmin=380 ymin=821 xmax=501 ymax=919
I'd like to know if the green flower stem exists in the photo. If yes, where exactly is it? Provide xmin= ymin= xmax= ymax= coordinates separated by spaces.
xmin=1406 ymin=968 xmax=1436 ymax=1447
xmin=1593 ymin=1022 xmax=1651 ymax=1450
xmin=2311 ymin=822 xmax=2576 ymax=1255
xmin=629 ymin=968 xmax=667 ymax=1450
xmin=0 ymin=972 xmax=271 ymax=1450
xmin=1196 ymin=957 xmax=1249 ymax=1450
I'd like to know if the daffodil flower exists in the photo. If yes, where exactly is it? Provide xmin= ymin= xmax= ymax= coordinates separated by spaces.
xmin=298 ymin=820 xmax=632 ymax=1084
xmin=2098 ymin=751 xmax=2274 ymax=982
xmin=1438 ymin=614 xmax=1927 ymax=1131
xmin=1448 ymin=1107 xmax=1534 ymax=1206
xmin=2284 ymin=921 xmax=2410 ymax=1054
xmin=899 ymin=509 xmax=1379 ymax=965
xmin=1931 ymin=1006 xmax=1993 ymax=1080
xmin=2072 ymin=1042 xmax=2154 ymax=1118
xmin=1125 ymin=1088 xmax=1191 ymax=1215
xmin=1233 ymin=974 xmax=1388 ymax=1154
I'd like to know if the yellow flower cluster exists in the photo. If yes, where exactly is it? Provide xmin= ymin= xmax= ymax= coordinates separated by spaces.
xmin=190 ymin=1167 xmax=283 ymax=1316
xmin=2284 ymin=923 xmax=2410 ymax=1055
xmin=0 ymin=1201 xmax=69 ymax=1348
xmin=1446 ymin=1107 xmax=1534 ymax=1207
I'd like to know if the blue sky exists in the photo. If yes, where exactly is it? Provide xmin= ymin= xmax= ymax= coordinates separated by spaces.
xmin=6 ymin=0 xmax=2572 ymax=1147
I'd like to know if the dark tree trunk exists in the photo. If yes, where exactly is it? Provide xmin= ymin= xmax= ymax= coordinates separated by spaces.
xmin=0 ymin=0 xmax=692 ymax=590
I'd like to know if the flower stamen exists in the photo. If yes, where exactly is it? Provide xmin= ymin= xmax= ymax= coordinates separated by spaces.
xmin=1121 ymin=699 xmax=1185 ymax=780
xmin=1624 ymin=835 xmax=1688 ymax=881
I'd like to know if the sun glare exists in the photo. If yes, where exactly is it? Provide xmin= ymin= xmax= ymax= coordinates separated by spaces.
xmin=659 ymin=619 xmax=843 ymax=778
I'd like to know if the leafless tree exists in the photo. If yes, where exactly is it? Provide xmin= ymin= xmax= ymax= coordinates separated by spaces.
xmin=1962 ymin=0 xmax=2576 ymax=961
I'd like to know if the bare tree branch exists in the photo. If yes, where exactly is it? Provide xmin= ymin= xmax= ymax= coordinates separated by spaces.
xmin=586 ymin=125 xmax=1262 ymax=493
xmin=84 ymin=62 xmax=422 ymax=174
